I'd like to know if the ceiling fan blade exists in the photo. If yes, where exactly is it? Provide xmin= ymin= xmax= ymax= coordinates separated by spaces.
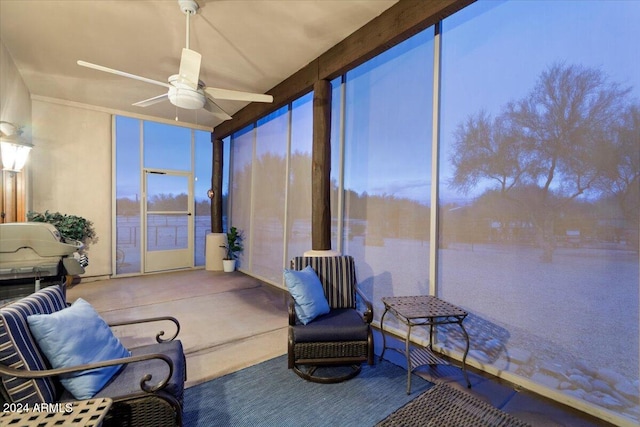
xmin=77 ymin=60 xmax=172 ymax=89
xmin=132 ymin=93 xmax=169 ymax=107
xmin=178 ymin=48 xmax=201 ymax=90
xmin=204 ymin=97 xmax=233 ymax=121
xmin=204 ymin=86 xmax=273 ymax=103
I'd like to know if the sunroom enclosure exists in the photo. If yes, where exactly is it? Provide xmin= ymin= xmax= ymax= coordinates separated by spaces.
xmin=218 ymin=1 xmax=639 ymax=426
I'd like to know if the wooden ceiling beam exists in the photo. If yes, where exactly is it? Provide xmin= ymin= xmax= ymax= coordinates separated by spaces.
xmin=214 ymin=0 xmax=474 ymax=139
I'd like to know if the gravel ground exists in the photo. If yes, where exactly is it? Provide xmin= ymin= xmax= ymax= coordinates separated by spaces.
xmin=348 ymin=238 xmax=639 ymax=380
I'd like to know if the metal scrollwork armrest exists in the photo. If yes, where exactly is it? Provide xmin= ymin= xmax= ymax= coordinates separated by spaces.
xmin=0 ymin=353 xmax=174 ymax=394
xmin=109 ymin=316 xmax=181 ymax=343
xmin=355 ymin=286 xmax=373 ymax=323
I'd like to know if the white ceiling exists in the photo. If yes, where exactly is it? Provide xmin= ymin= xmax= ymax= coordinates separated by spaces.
xmin=0 ymin=0 xmax=397 ymax=129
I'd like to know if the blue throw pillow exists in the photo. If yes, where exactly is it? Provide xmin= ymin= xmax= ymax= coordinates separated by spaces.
xmin=27 ymin=298 xmax=131 ymax=400
xmin=284 ymin=265 xmax=330 ymax=325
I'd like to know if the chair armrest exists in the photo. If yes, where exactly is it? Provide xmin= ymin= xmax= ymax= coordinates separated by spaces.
xmin=288 ymin=295 xmax=297 ymax=326
xmin=109 ymin=316 xmax=180 ymax=343
xmin=355 ymin=286 xmax=373 ymax=324
xmin=0 ymin=353 xmax=174 ymax=394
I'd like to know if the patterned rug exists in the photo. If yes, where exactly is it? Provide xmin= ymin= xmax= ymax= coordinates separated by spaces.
xmin=183 ymin=355 xmax=432 ymax=426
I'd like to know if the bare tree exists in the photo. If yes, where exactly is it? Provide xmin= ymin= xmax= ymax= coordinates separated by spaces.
xmin=450 ymin=111 xmax=526 ymax=194
xmin=450 ymin=63 xmax=632 ymax=261
xmin=596 ymin=105 xmax=640 ymax=235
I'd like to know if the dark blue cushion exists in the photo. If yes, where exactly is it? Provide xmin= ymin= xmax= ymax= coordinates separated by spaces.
xmin=0 ymin=285 xmax=66 ymax=404
xmin=292 ymin=309 xmax=369 ymax=343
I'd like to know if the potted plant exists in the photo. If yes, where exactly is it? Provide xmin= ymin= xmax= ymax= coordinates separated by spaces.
xmin=220 ymin=226 xmax=243 ymax=272
xmin=27 ymin=210 xmax=96 ymax=250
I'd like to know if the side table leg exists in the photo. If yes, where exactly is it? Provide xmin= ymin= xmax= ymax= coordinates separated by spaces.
xmin=459 ymin=321 xmax=471 ymax=388
xmin=379 ymin=308 xmax=389 ymax=362
xmin=428 ymin=322 xmax=434 ymax=351
xmin=406 ymin=324 xmax=412 ymax=395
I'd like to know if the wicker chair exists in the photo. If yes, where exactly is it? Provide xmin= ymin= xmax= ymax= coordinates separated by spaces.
xmin=288 ymin=256 xmax=374 ymax=383
xmin=0 ymin=285 xmax=185 ymax=427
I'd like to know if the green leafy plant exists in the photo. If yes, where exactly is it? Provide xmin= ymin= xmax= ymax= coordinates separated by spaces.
xmin=27 ymin=210 xmax=97 ymax=250
xmin=220 ymin=226 xmax=243 ymax=260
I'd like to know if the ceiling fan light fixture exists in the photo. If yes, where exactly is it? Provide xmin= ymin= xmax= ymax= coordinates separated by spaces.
xmin=168 ymin=86 xmax=206 ymax=110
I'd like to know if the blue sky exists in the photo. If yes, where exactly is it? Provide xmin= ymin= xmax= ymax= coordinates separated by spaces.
xmin=115 ymin=116 xmax=211 ymax=202
xmin=337 ymin=0 xmax=640 ymax=205
xmin=438 ymin=0 xmax=639 ymax=202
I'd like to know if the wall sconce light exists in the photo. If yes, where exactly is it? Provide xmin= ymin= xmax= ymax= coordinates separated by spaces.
xmin=0 ymin=121 xmax=33 ymax=173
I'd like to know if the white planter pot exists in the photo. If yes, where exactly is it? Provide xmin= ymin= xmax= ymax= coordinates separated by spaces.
xmin=222 ymin=259 xmax=236 ymax=272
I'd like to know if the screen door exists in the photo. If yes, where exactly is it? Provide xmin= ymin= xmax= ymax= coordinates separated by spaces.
xmin=144 ymin=170 xmax=193 ymax=272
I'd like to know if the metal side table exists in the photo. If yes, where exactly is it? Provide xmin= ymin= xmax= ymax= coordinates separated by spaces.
xmin=380 ymin=295 xmax=471 ymax=394
xmin=0 ymin=398 xmax=112 ymax=427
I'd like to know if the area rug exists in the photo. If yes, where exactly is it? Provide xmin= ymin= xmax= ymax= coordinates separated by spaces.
xmin=183 ymin=355 xmax=432 ymax=426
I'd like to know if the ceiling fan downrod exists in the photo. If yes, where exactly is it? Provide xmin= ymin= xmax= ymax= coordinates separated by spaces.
xmin=179 ymin=0 xmax=199 ymax=50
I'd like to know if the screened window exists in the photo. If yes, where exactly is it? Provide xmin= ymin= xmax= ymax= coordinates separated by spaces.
xmin=251 ymin=108 xmax=289 ymax=282
xmin=229 ymin=126 xmax=255 ymax=271
xmin=224 ymin=2 xmax=639 ymax=424
xmin=115 ymin=116 xmax=141 ymax=274
xmin=114 ymin=117 xmax=212 ymax=274
xmin=341 ymin=29 xmax=434 ymax=318
xmin=287 ymin=93 xmax=314 ymax=259
xmin=439 ymin=1 xmax=639 ymax=423
xmin=143 ymin=122 xmax=191 ymax=170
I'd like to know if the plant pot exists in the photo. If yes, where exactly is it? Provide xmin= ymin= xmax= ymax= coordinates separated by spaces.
xmin=222 ymin=259 xmax=236 ymax=272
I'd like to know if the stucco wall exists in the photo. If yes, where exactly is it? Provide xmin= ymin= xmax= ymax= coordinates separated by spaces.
xmin=31 ymin=100 xmax=112 ymax=278
xmin=0 ymin=40 xmax=31 ymax=135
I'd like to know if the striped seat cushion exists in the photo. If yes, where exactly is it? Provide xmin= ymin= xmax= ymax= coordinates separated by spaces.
xmin=291 ymin=256 xmax=356 ymax=309
xmin=0 ymin=285 xmax=66 ymax=404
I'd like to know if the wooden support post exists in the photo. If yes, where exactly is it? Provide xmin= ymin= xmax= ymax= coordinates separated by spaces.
xmin=210 ymin=136 xmax=223 ymax=233
xmin=312 ymin=80 xmax=332 ymax=250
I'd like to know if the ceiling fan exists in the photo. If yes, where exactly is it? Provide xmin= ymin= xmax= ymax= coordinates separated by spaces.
xmin=77 ymin=0 xmax=273 ymax=121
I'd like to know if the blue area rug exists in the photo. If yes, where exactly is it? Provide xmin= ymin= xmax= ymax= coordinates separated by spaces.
xmin=184 ymin=355 xmax=432 ymax=426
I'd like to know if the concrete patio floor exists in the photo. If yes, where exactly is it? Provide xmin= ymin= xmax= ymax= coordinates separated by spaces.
xmin=68 ymin=269 xmax=289 ymax=388
xmin=67 ymin=269 xmax=616 ymax=426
